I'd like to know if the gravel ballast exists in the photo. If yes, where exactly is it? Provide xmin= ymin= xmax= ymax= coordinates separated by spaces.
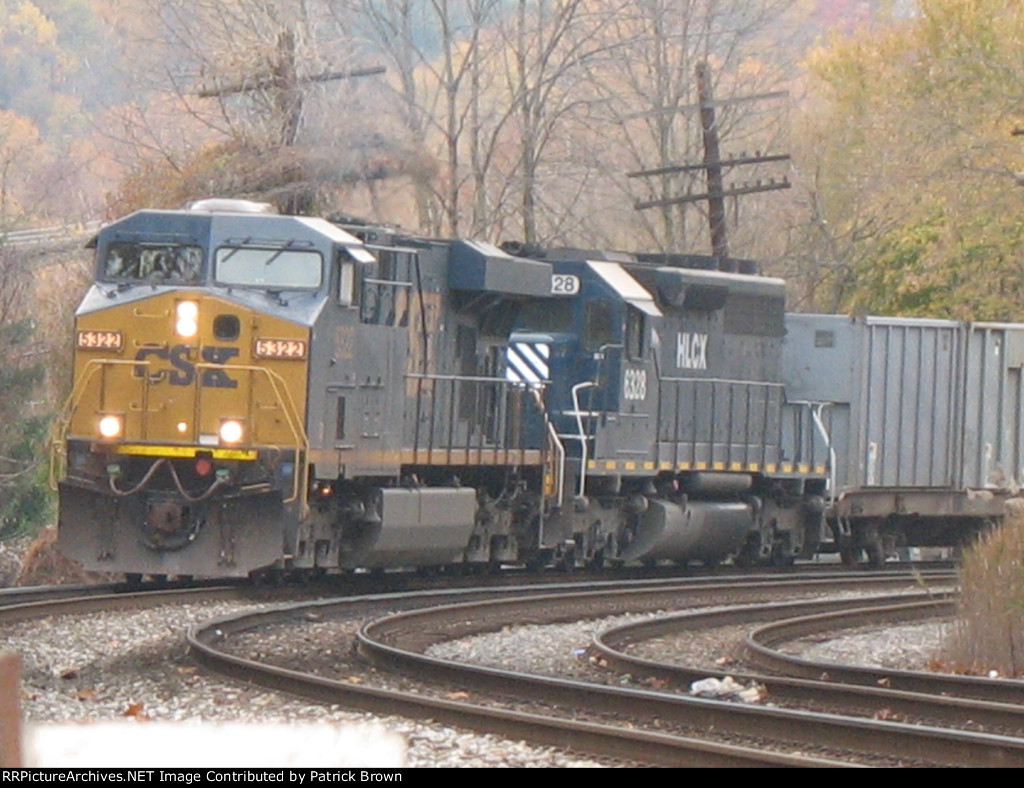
xmin=5 ymin=594 xmax=953 ymax=767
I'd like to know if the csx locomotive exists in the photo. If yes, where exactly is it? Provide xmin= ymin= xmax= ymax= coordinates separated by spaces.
xmin=54 ymin=200 xmax=1009 ymax=578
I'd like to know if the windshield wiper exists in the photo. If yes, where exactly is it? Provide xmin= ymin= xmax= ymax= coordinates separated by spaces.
xmin=263 ymin=240 xmax=300 ymax=267
xmin=219 ymin=237 xmax=252 ymax=264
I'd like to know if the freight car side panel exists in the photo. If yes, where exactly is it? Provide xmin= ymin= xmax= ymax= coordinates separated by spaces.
xmin=783 ymin=314 xmax=963 ymax=492
xmin=961 ymin=324 xmax=1024 ymax=490
xmin=784 ymin=315 xmax=1024 ymax=496
xmin=861 ymin=319 xmax=959 ymax=488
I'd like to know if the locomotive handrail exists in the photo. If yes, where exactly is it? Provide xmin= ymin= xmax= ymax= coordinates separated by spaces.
xmin=782 ymin=398 xmax=836 ymax=490
xmin=571 ymin=381 xmax=598 ymax=499
xmin=657 ymin=374 xmax=787 ymax=388
xmin=802 ymin=400 xmax=837 ymax=504
xmin=405 ymin=370 xmax=549 ymax=471
xmin=405 ymin=371 xmax=538 ymax=383
xmin=655 ymin=376 xmax=786 ymax=472
xmin=49 ymin=358 xmax=148 ymax=490
xmin=528 ymin=385 xmax=565 ymax=510
xmin=195 ymin=362 xmax=310 ymax=510
xmin=50 ymin=359 xmax=310 ymax=512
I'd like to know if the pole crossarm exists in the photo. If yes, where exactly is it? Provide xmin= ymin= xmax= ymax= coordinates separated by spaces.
xmin=635 ymin=178 xmax=791 ymax=210
xmin=627 ymin=153 xmax=790 ymax=179
xmin=196 ymin=65 xmax=386 ymax=98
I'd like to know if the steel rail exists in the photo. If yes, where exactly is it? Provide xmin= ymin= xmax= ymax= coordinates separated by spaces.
xmin=742 ymin=598 xmax=1024 ymax=705
xmin=354 ymin=588 xmax=1024 ymax=767
xmin=593 ymin=598 xmax=1024 ymax=733
xmin=0 ymin=583 xmax=248 ymax=624
xmin=187 ymin=591 xmax=858 ymax=767
xmin=182 ymin=574 xmax=1024 ymax=767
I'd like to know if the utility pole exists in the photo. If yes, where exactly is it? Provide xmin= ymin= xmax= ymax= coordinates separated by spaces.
xmin=697 ymin=61 xmax=729 ymax=266
xmin=630 ymin=61 xmax=790 ymax=273
xmin=196 ymin=29 xmax=385 ymax=212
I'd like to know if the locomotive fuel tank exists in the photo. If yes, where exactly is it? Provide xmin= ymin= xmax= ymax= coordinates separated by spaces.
xmin=618 ymin=499 xmax=756 ymax=565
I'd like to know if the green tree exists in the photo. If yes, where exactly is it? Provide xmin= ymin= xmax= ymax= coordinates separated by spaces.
xmin=795 ymin=0 xmax=1024 ymax=318
xmin=0 ymin=243 xmax=55 ymax=538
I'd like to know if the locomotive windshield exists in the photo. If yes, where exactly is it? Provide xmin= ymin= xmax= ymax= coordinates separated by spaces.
xmin=102 ymin=242 xmax=203 ymax=284
xmin=215 ymin=245 xmax=323 ymax=290
xmin=516 ymin=300 xmax=573 ymax=333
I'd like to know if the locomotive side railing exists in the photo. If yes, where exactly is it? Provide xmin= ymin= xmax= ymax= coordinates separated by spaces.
xmin=780 ymin=398 xmax=837 ymax=483
xmin=406 ymin=372 xmax=548 ymax=467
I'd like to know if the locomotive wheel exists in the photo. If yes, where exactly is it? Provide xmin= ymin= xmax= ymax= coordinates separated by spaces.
xmin=732 ymin=537 xmax=761 ymax=568
xmin=865 ymin=538 xmax=886 ymax=569
xmin=770 ymin=535 xmax=794 ymax=568
xmin=838 ymin=539 xmax=860 ymax=568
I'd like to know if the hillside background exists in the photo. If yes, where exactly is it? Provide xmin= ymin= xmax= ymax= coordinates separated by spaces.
xmin=3 ymin=0 xmax=1024 ymax=535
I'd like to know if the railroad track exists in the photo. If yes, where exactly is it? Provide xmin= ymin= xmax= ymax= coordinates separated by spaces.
xmin=593 ymin=596 xmax=1024 ymax=731
xmin=6 ymin=568 xmax=1008 ymax=767
xmin=186 ymin=572 xmax=985 ymax=767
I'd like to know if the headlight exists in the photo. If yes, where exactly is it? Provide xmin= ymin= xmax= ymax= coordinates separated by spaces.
xmin=98 ymin=415 xmax=123 ymax=439
xmin=176 ymin=301 xmax=199 ymax=338
xmin=219 ymin=419 xmax=244 ymax=445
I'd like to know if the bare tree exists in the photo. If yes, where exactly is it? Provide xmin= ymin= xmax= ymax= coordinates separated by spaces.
xmin=577 ymin=0 xmax=798 ymax=254
xmin=103 ymin=0 xmax=390 ymax=213
xmin=349 ymin=0 xmax=506 ymax=234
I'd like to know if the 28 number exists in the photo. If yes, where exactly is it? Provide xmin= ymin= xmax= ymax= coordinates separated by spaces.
xmin=551 ymin=274 xmax=580 ymax=295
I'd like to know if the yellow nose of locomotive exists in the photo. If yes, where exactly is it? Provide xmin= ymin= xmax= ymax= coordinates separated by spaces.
xmin=66 ymin=292 xmax=308 ymax=453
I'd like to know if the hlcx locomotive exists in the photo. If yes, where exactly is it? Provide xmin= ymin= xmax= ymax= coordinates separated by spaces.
xmin=53 ymin=199 xmax=996 ymax=578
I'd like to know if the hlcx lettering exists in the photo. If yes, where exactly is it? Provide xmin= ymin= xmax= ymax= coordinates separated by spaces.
xmin=135 ymin=345 xmax=239 ymax=388
xmin=676 ymin=332 xmax=709 ymax=370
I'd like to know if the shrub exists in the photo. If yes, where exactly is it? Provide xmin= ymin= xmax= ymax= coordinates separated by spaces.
xmin=945 ymin=500 xmax=1024 ymax=676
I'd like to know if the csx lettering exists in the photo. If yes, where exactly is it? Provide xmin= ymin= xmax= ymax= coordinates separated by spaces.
xmin=676 ymin=332 xmax=708 ymax=370
xmin=134 ymin=345 xmax=239 ymax=388
xmin=201 ymin=346 xmax=240 ymax=388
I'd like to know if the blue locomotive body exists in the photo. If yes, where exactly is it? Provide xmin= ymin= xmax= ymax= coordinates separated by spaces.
xmin=507 ymin=248 xmax=827 ymax=569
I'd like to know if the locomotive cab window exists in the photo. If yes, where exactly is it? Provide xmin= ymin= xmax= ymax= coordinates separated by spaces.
xmin=102 ymin=242 xmax=203 ymax=284
xmin=516 ymin=300 xmax=573 ymax=334
xmin=584 ymin=300 xmax=617 ymax=352
xmin=336 ymin=248 xmax=371 ymax=307
xmin=214 ymin=245 xmax=323 ymax=290
xmin=625 ymin=306 xmax=645 ymax=359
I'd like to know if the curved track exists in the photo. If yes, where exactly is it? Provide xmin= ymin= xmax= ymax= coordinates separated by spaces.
xmin=8 ymin=569 xmax=1013 ymax=767
xmin=185 ymin=571 xmax=1011 ymax=767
